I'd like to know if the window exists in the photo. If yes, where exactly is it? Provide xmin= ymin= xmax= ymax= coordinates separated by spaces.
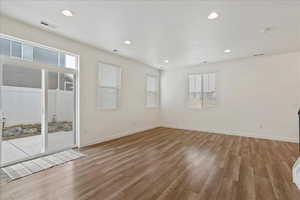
xmin=59 ymin=52 xmax=66 ymax=67
xmin=33 ymin=47 xmax=59 ymax=66
xmin=60 ymin=73 xmax=74 ymax=91
xmin=188 ymin=72 xmax=216 ymax=109
xmin=11 ymin=41 xmax=22 ymax=58
xmin=65 ymin=54 xmax=76 ymax=69
xmin=146 ymin=75 xmax=159 ymax=107
xmin=0 ymin=35 xmax=78 ymax=69
xmin=0 ymin=38 xmax=10 ymax=56
xmin=22 ymin=44 xmax=34 ymax=61
xmin=3 ymin=64 xmax=42 ymax=88
xmin=97 ymin=63 xmax=121 ymax=109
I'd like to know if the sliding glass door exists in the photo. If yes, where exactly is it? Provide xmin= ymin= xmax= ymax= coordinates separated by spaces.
xmin=0 ymin=63 xmax=77 ymax=166
xmin=47 ymin=72 xmax=76 ymax=152
xmin=0 ymin=34 xmax=79 ymax=166
xmin=0 ymin=64 xmax=43 ymax=165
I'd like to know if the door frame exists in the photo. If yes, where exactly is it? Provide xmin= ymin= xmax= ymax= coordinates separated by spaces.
xmin=0 ymin=56 xmax=80 ymax=167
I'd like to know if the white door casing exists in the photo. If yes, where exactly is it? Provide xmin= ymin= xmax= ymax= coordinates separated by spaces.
xmin=0 ymin=111 xmax=2 ymax=166
xmin=293 ymin=157 xmax=300 ymax=190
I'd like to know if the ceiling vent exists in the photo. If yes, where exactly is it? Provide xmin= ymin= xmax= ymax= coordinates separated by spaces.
xmin=253 ymin=53 xmax=265 ymax=57
xmin=40 ymin=21 xmax=56 ymax=29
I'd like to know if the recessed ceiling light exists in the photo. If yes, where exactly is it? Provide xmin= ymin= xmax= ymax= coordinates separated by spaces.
xmin=224 ymin=49 xmax=231 ymax=53
xmin=124 ymin=40 xmax=132 ymax=45
xmin=164 ymin=60 xmax=169 ymax=63
xmin=208 ymin=12 xmax=219 ymax=20
xmin=62 ymin=10 xmax=73 ymax=17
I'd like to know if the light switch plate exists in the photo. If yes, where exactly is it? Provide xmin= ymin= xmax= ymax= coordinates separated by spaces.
xmin=293 ymin=157 xmax=300 ymax=190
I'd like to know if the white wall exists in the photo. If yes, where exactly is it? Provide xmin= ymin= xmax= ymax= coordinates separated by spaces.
xmin=2 ymin=86 xmax=73 ymax=126
xmin=2 ymin=16 xmax=299 ymax=145
xmin=161 ymin=52 xmax=300 ymax=142
xmin=1 ymin=16 xmax=161 ymax=147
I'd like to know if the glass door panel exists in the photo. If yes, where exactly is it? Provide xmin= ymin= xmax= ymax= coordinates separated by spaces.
xmin=47 ymin=72 xmax=75 ymax=152
xmin=1 ymin=64 xmax=43 ymax=165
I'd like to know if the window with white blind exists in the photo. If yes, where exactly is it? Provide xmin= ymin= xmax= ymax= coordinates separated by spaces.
xmin=146 ymin=75 xmax=159 ymax=107
xmin=188 ymin=72 xmax=216 ymax=109
xmin=97 ymin=63 xmax=121 ymax=109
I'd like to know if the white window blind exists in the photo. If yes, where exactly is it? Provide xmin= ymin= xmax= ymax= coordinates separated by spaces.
xmin=188 ymin=72 xmax=216 ymax=109
xmin=146 ymin=75 xmax=159 ymax=107
xmin=97 ymin=63 xmax=121 ymax=109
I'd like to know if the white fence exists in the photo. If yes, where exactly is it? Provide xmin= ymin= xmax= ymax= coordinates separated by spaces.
xmin=1 ymin=86 xmax=73 ymax=126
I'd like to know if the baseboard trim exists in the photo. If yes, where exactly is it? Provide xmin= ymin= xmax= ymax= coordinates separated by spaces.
xmin=161 ymin=126 xmax=298 ymax=143
xmin=80 ymin=125 xmax=297 ymax=148
xmin=79 ymin=126 xmax=160 ymax=148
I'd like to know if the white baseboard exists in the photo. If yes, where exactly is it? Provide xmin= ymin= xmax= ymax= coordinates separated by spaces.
xmin=79 ymin=126 xmax=160 ymax=148
xmin=162 ymin=125 xmax=298 ymax=143
xmin=80 ymin=125 xmax=297 ymax=148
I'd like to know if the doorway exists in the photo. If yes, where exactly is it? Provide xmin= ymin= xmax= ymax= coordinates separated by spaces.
xmin=0 ymin=49 xmax=79 ymax=167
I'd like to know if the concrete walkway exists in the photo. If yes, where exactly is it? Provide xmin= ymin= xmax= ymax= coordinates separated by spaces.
xmin=2 ymin=131 xmax=74 ymax=164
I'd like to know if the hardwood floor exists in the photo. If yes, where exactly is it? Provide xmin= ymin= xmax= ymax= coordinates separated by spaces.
xmin=1 ymin=127 xmax=300 ymax=200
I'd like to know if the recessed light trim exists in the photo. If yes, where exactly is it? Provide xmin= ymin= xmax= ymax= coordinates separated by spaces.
xmin=62 ymin=10 xmax=73 ymax=17
xmin=224 ymin=49 xmax=231 ymax=53
xmin=208 ymin=12 xmax=219 ymax=20
xmin=164 ymin=60 xmax=169 ymax=63
xmin=124 ymin=40 xmax=132 ymax=45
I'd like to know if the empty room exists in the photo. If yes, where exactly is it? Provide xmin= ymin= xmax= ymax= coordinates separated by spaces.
xmin=0 ymin=0 xmax=300 ymax=200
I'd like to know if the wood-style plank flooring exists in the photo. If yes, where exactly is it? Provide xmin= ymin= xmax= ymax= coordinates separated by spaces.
xmin=1 ymin=127 xmax=300 ymax=200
